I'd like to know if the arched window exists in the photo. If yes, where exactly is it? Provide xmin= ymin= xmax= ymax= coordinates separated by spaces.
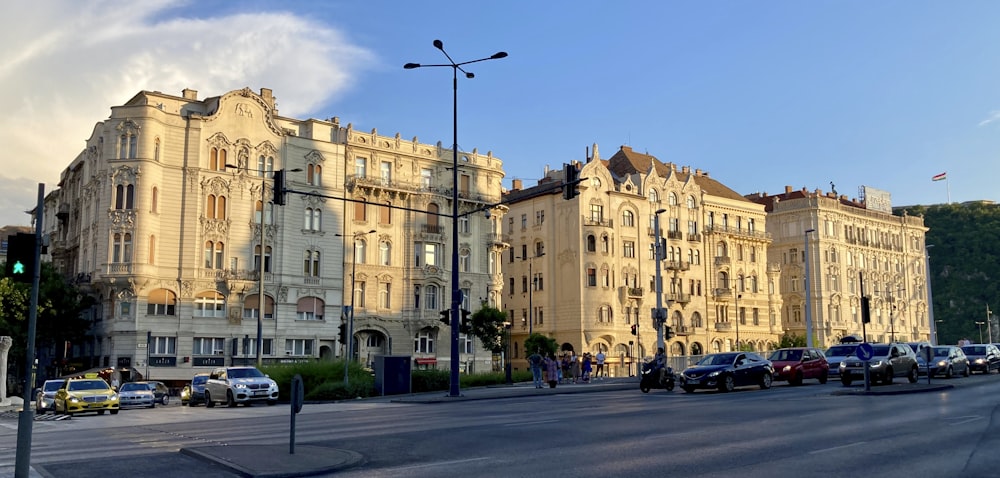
xmin=194 ymin=291 xmax=226 ymax=317
xmin=146 ymin=288 xmax=176 ymax=315
xmin=307 ymin=164 xmax=322 ymax=186
xmin=304 ymin=208 xmax=321 ymax=231
xmin=303 ymin=250 xmax=320 ymax=276
xmin=151 ymin=187 xmax=158 ymax=213
xmin=668 ymin=192 xmax=678 ymax=206
xmin=242 ymin=294 xmax=274 ymax=319
xmin=255 ymin=245 xmax=272 ymax=272
xmin=648 ymin=188 xmax=659 ymax=203
xmin=297 ymin=297 xmax=325 ymax=320
xmin=622 ymin=210 xmax=635 ymax=227
xmin=686 ymin=195 xmax=696 ymax=209
xmin=354 ymin=239 xmax=367 ymax=264
xmin=204 ymin=241 xmax=224 ymax=269
xmin=586 ymin=234 xmax=596 ymax=252
xmin=380 ymin=240 xmax=391 ymax=266
xmin=427 ymin=203 xmax=440 ymax=228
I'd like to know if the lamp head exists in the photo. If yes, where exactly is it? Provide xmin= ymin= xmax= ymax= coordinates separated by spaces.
xmin=465 ymin=72 xmax=475 ymax=79
xmin=403 ymin=63 xmax=420 ymax=69
xmin=491 ymin=52 xmax=508 ymax=59
xmin=433 ymin=39 xmax=444 ymax=50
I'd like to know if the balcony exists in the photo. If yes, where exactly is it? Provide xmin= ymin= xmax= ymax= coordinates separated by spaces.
xmin=626 ymin=287 xmax=644 ymax=298
xmin=675 ymin=325 xmax=693 ymax=336
xmin=422 ymin=224 xmax=444 ymax=234
xmin=715 ymin=322 xmax=733 ymax=332
xmin=647 ymin=227 xmax=662 ymax=237
xmin=666 ymin=293 xmax=691 ymax=303
xmin=687 ymin=233 xmax=702 ymax=242
xmin=713 ymin=288 xmax=733 ymax=300
xmin=666 ymin=230 xmax=683 ymax=240
xmin=583 ymin=216 xmax=613 ymax=228
xmin=484 ymin=233 xmax=510 ymax=247
xmin=664 ymin=261 xmax=690 ymax=271
xmin=714 ymin=256 xmax=731 ymax=266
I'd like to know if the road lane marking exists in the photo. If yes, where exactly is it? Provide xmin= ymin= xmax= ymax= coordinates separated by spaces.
xmin=384 ymin=457 xmax=491 ymax=471
xmin=503 ymin=419 xmax=559 ymax=427
xmin=951 ymin=416 xmax=983 ymax=426
xmin=810 ymin=441 xmax=867 ymax=454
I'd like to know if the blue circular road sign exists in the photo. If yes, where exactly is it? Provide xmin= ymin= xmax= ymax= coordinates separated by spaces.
xmin=856 ymin=342 xmax=874 ymax=361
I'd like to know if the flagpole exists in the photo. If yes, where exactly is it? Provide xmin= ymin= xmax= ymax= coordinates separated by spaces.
xmin=946 ymin=176 xmax=951 ymax=204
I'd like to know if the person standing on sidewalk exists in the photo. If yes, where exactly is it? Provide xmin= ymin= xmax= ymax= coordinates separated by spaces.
xmin=570 ymin=352 xmax=581 ymax=384
xmin=544 ymin=353 xmax=560 ymax=388
xmin=528 ymin=350 xmax=544 ymax=389
xmin=595 ymin=351 xmax=606 ymax=379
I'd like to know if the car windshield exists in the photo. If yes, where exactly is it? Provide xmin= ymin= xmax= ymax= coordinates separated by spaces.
xmin=43 ymin=381 xmax=63 ymax=392
xmin=228 ymin=368 xmax=266 ymax=379
xmin=962 ymin=346 xmax=986 ymax=355
xmin=826 ymin=345 xmax=857 ymax=357
xmin=871 ymin=345 xmax=891 ymax=356
xmin=192 ymin=375 xmax=208 ymax=385
xmin=119 ymin=383 xmax=148 ymax=392
xmin=696 ymin=354 xmax=738 ymax=366
xmin=934 ymin=347 xmax=952 ymax=357
xmin=67 ymin=380 xmax=110 ymax=392
xmin=769 ymin=349 xmax=802 ymax=361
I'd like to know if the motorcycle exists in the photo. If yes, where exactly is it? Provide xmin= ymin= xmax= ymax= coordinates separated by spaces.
xmin=640 ymin=359 xmax=675 ymax=393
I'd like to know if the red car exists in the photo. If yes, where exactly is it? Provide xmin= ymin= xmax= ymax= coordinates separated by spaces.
xmin=768 ymin=347 xmax=829 ymax=385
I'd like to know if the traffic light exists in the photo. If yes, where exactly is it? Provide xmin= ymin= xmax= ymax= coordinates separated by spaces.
xmin=562 ymin=162 xmax=580 ymax=200
xmin=338 ymin=323 xmax=347 ymax=344
xmin=460 ymin=309 xmax=472 ymax=334
xmin=630 ymin=324 xmax=637 ymax=336
xmin=273 ymin=169 xmax=286 ymax=206
xmin=4 ymin=233 xmax=36 ymax=284
xmin=665 ymin=326 xmax=676 ymax=340
xmin=861 ymin=296 xmax=871 ymax=324
xmin=439 ymin=309 xmax=451 ymax=326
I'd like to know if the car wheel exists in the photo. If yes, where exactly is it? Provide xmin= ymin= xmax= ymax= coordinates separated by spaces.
xmin=881 ymin=368 xmax=893 ymax=385
xmin=964 ymin=365 xmax=971 ymax=377
xmin=719 ymin=375 xmax=735 ymax=393
xmin=945 ymin=366 xmax=953 ymax=379
xmin=760 ymin=372 xmax=773 ymax=390
xmin=908 ymin=367 xmax=919 ymax=383
xmin=683 ymin=386 xmax=695 ymax=393
xmin=640 ymin=384 xmax=650 ymax=393
xmin=226 ymin=390 xmax=237 ymax=408
xmin=110 ymin=409 xmax=119 ymax=415
xmin=205 ymin=391 xmax=215 ymax=408
xmin=819 ymin=371 xmax=828 ymax=384
xmin=791 ymin=371 xmax=803 ymax=386
xmin=181 ymin=400 xmax=188 ymax=406
xmin=841 ymin=377 xmax=852 ymax=386
xmin=98 ymin=410 xmax=105 ymax=415
xmin=161 ymin=395 xmax=169 ymax=406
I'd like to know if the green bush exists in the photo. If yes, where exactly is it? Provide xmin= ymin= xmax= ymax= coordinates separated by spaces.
xmin=306 ymin=380 xmax=375 ymax=401
xmin=411 ymin=369 xmax=450 ymax=393
xmin=262 ymin=360 xmax=373 ymax=401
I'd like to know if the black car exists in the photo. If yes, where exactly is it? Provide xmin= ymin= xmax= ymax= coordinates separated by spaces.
xmin=961 ymin=344 xmax=1000 ymax=374
xmin=181 ymin=373 xmax=210 ymax=406
xmin=680 ymin=352 xmax=774 ymax=393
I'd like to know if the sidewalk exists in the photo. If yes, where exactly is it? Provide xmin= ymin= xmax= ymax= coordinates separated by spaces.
xmin=388 ymin=376 xmax=638 ymax=403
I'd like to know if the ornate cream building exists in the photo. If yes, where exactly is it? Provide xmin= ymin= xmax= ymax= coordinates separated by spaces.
xmin=747 ymin=186 xmax=931 ymax=346
xmin=503 ymin=145 xmax=782 ymax=374
xmin=41 ymin=87 xmax=506 ymax=384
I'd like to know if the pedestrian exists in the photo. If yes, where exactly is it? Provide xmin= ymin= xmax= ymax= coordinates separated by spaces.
xmin=570 ymin=352 xmax=581 ymax=384
xmin=581 ymin=353 xmax=593 ymax=383
xmin=544 ymin=353 xmax=560 ymax=388
xmin=561 ymin=354 xmax=571 ymax=384
xmin=528 ymin=349 xmax=544 ymax=389
xmin=595 ymin=350 xmax=606 ymax=379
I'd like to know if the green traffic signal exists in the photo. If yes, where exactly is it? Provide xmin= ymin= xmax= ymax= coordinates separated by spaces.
xmin=12 ymin=261 xmax=25 ymax=275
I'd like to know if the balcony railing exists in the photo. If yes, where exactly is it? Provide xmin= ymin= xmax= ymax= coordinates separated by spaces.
xmin=714 ymin=256 xmax=731 ymax=266
xmin=687 ymin=233 xmax=702 ymax=242
xmin=647 ymin=227 xmax=662 ymax=237
xmin=715 ymin=322 xmax=733 ymax=332
xmin=666 ymin=230 xmax=683 ymax=240
xmin=484 ymin=233 xmax=510 ymax=246
xmin=422 ymin=224 xmax=444 ymax=234
xmin=626 ymin=287 xmax=644 ymax=297
xmin=666 ymin=292 xmax=691 ymax=303
xmin=713 ymin=288 xmax=733 ymax=299
xmin=664 ymin=261 xmax=690 ymax=271
xmin=583 ymin=216 xmax=613 ymax=228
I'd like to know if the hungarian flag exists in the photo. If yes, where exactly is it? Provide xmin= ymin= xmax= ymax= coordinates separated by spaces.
xmin=932 ymin=172 xmax=947 ymax=182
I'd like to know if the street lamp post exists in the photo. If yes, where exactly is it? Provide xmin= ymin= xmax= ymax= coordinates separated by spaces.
xmin=336 ymin=229 xmax=375 ymax=387
xmin=735 ymin=292 xmax=742 ymax=351
xmin=503 ymin=321 xmax=512 ymax=385
xmin=654 ymin=209 xmax=666 ymax=351
xmin=975 ymin=321 xmax=985 ymax=344
xmin=926 ymin=244 xmax=936 ymax=344
xmin=405 ymin=40 xmax=507 ymax=398
xmin=804 ymin=228 xmax=816 ymax=348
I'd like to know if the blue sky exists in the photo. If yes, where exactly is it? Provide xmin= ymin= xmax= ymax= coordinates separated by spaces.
xmin=3 ymin=1 xmax=999 ymax=227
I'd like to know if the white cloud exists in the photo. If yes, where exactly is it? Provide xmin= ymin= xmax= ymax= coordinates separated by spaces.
xmin=978 ymin=110 xmax=1000 ymax=127
xmin=0 ymin=0 xmax=375 ymax=226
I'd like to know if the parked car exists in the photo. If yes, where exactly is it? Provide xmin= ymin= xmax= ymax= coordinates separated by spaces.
xmin=35 ymin=380 xmax=64 ymax=414
xmin=928 ymin=346 xmax=971 ymax=378
xmin=961 ymin=344 xmax=1000 ymax=374
xmin=53 ymin=378 xmax=120 ymax=415
xmin=768 ymin=347 xmax=829 ymax=385
xmin=117 ymin=382 xmax=156 ymax=408
xmin=181 ymin=373 xmax=210 ymax=406
xmin=204 ymin=366 xmax=279 ymax=407
xmin=840 ymin=343 xmax=919 ymax=386
xmin=824 ymin=344 xmax=859 ymax=378
xmin=679 ymin=352 xmax=774 ymax=393
xmin=907 ymin=341 xmax=933 ymax=375
xmin=147 ymin=381 xmax=170 ymax=405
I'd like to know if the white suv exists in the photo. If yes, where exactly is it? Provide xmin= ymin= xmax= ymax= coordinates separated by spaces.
xmin=204 ymin=366 xmax=279 ymax=407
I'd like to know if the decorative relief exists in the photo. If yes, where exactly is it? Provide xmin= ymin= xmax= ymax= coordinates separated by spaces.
xmin=278 ymin=286 xmax=288 ymax=302
xmin=108 ymin=210 xmax=137 ymax=230
xmin=181 ymin=281 xmax=193 ymax=298
xmin=110 ymin=165 xmax=140 ymax=184
xmin=200 ymin=176 xmax=231 ymax=196
xmin=305 ymin=150 xmax=325 ymax=164
xmin=235 ymin=103 xmax=255 ymax=118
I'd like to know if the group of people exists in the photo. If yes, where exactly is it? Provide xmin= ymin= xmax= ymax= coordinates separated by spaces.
xmin=527 ymin=350 xmax=607 ymax=389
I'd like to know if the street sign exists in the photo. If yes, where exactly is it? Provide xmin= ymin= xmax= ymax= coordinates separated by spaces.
xmin=136 ymin=343 xmax=147 ymax=349
xmin=856 ymin=342 xmax=874 ymax=361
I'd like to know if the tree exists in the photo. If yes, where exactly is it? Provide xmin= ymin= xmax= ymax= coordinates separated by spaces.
xmin=523 ymin=333 xmax=558 ymax=358
xmin=778 ymin=332 xmax=807 ymax=348
xmin=470 ymin=305 xmax=508 ymax=353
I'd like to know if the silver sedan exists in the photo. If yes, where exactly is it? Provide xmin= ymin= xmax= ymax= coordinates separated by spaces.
xmin=117 ymin=382 xmax=156 ymax=408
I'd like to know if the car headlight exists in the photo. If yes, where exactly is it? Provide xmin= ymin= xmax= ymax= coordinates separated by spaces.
xmin=110 ymin=393 xmax=118 ymax=400
xmin=781 ymin=365 xmax=791 ymax=373
xmin=68 ymin=396 xmax=81 ymax=403
xmin=708 ymin=371 xmax=720 ymax=377
xmin=234 ymin=383 xmax=247 ymax=389
xmin=870 ymin=360 xmax=883 ymax=368
xmin=937 ymin=360 xmax=948 ymax=367
xmin=976 ymin=358 xmax=986 ymax=364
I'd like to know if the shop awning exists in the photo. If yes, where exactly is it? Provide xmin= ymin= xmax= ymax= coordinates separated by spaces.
xmin=414 ymin=358 xmax=437 ymax=365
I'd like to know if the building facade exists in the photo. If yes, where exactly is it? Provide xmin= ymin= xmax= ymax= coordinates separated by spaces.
xmin=748 ymin=186 xmax=931 ymax=347
xmin=502 ymin=145 xmax=782 ymax=375
xmin=42 ymin=87 xmax=505 ymax=384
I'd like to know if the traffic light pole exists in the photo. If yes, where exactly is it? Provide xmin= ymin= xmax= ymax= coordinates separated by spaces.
xmin=15 ymin=183 xmax=44 ymax=478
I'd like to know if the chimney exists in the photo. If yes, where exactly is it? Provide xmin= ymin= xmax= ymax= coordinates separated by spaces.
xmin=182 ymin=88 xmax=198 ymax=100
xmin=784 ymin=185 xmax=793 ymax=194
xmin=260 ymin=88 xmax=274 ymax=108
xmin=512 ymin=179 xmax=522 ymax=191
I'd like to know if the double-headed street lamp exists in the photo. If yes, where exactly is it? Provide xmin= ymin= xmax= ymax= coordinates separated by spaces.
xmin=335 ymin=229 xmax=376 ymax=387
xmin=975 ymin=321 xmax=985 ymax=344
xmin=405 ymin=39 xmax=507 ymax=398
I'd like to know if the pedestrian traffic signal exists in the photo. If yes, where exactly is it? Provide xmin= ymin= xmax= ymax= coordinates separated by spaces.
xmin=562 ymin=162 xmax=580 ymax=200
xmin=273 ymin=169 xmax=287 ymax=206
xmin=338 ymin=323 xmax=347 ymax=344
xmin=630 ymin=324 xmax=637 ymax=336
xmin=4 ymin=233 xmax=36 ymax=284
xmin=665 ymin=326 xmax=676 ymax=340
xmin=439 ymin=310 xmax=451 ymax=326
xmin=460 ymin=309 xmax=472 ymax=334
xmin=860 ymin=296 xmax=871 ymax=324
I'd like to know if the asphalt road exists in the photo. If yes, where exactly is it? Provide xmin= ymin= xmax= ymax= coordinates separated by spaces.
xmin=4 ymin=375 xmax=1000 ymax=477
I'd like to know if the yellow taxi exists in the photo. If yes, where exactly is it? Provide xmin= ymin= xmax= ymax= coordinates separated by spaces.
xmin=54 ymin=376 xmax=120 ymax=415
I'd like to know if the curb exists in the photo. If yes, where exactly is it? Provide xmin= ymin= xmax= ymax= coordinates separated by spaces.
xmin=180 ymin=444 xmax=364 ymax=478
